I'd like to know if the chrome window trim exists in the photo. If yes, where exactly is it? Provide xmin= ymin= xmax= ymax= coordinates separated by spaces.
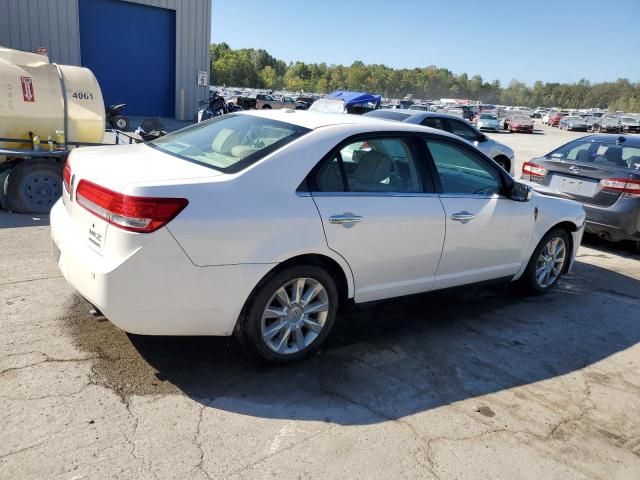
xmin=298 ymin=191 xmax=440 ymax=198
xmin=298 ymin=191 xmax=508 ymax=200
xmin=438 ymin=193 xmax=506 ymax=199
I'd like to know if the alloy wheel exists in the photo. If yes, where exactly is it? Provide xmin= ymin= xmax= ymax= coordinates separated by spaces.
xmin=260 ymin=277 xmax=330 ymax=355
xmin=535 ymin=237 xmax=567 ymax=288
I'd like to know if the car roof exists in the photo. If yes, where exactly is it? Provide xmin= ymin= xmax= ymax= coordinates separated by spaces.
xmin=237 ymin=109 xmax=459 ymax=138
xmin=366 ymin=108 xmax=469 ymax=123
xmin=573 ymin=134 xmax=640 ymax=147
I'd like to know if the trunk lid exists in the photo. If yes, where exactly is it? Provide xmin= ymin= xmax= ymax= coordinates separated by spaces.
xmin=63 ymin=143 xmax=221 ymax=255
xmin=536 ymin=157 xmax=638 ymax=207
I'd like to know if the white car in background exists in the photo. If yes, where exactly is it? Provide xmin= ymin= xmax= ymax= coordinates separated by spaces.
xmin=51 ymin=110 xmax=585 ymax=363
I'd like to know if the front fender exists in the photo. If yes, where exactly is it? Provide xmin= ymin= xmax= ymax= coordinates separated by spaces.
xmin=512 ymin=193 xmax=586 ymax=280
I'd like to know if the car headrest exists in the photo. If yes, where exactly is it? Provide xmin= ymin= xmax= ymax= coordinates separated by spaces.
xmin=604 ymin=147 xmax=625 ymax=166
xmin=354 ymin=150 xmax=393 ymax=185
xmin=575 ymin=149 xmax=591 ymax=163
xmin=211 ymin=129 xmax=240 ymax=155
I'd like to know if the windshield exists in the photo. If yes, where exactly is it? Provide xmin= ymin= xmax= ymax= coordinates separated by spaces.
xmin=308 ymin=99 xmax=345 ymax=113
xmin=150 ymin=114 xmax=310 ymax=172
xmin=364 ymin=110 xmax=412 ymax=121
xmin=479 ymin=114 xmax=497 ymax=120
xmin=622 ymin=117 xmax=637 ymax=122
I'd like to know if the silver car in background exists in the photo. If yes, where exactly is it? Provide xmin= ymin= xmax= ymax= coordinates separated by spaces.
xmin=476 ymin=112 xmax=501 ymax=132
xmin=364 ymin=109 xmax=516 ymax=174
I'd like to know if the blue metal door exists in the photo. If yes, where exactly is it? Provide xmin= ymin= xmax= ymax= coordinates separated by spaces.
xmin=79 ymin=0 xmax=176 ymax=117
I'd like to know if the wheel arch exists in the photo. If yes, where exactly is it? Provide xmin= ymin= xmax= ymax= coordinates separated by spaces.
xmin=547 ymin=220 xmax=580 ymax=271
xmin=234 ymin=252 xmax=354 ymax=338
xmin=242 ymin=252 xmax=354 ymax=314
xmin=514 ymin=218 xmax=582 ymax=282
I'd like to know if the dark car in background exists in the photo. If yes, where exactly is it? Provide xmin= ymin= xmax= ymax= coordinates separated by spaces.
xmin=591 ymin=115 xmax=622 ymax=133
xmin=294 ymin=95 xmax=317 ymax=110
xmin=620 ymin=116 xmax=640 ymax=133
xmin=559 ymin=115 xmax=590 ymax=131
xmin=521 ymin=134 xmax=640 ymax=247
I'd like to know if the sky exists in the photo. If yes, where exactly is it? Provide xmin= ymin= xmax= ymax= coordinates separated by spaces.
xmin=211 ymin=0 xmax=640 ymax=86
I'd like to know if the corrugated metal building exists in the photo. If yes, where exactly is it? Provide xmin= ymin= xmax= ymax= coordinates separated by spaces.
xmin=0 ymin=0 xmax=212 ymax=120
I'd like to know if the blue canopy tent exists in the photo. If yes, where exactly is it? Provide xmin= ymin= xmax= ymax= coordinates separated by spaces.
xmin=309 ymin=90 xmax=382 ymax=114
xmin=325 ymin=91 xmax=382 ymax=108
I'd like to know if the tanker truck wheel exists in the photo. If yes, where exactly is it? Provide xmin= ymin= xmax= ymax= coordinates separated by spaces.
xmin=0 ymin=169 xmax=12 ymax=211
xmin=6 ymin=159 xmax=62 ymax=214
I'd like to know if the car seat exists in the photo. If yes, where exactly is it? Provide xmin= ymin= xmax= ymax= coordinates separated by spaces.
xmin=211 ymin=128 xmax=241 ymax=155
xmin=351 ymin=151 xmax=395 ymax=191
xmin=604 ymin=147 xmax=627 ymax=167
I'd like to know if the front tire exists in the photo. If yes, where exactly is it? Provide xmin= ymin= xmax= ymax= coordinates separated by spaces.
xmin=519 ymin=228 xmax=570 ymax=293
xmin=237 ymin=265 xmax=339 ymax=363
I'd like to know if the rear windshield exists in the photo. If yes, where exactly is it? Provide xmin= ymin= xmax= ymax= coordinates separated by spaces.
xmin=364 ymin=110 xmax=412 ymax=121
xmin=150 ymin=114 xmax=310 ymax=173
xmin=549 ymin=139 xmax=640 ymax=170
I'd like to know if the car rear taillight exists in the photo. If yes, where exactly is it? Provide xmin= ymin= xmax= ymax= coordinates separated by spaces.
xmin=522 ymin=162 xmax=547 ymax=177
xmin=600 ymin=178 xmax=640 ymax=197
xmin=63 ymin=161 xmax=71 ymax=192
xmin=75 ymin=180 xmax=188 ymax=233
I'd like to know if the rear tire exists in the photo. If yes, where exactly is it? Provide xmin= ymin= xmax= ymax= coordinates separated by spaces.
xmin=261 ymin=105 xmax=272 ymax=110
xmin=6 ymin=159 xmax=62 ymax=214
xmin=519 ymin=228 xmax=570 ymax=294
xmin=236 ymin=265 xmax=339 ymax=364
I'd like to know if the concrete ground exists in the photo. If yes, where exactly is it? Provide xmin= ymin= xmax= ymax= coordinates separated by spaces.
xmin=1 ymin=126 xmax=640 ymax=479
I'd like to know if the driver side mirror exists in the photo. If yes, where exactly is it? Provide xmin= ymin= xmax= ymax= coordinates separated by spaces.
xmin=510 ymin=182 xmax=533 ymax=202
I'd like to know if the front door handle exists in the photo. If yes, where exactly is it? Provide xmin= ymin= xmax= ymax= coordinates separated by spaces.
xmin=451 ymin=211 xmax=475 ymax=223
xmin=329 ymin=214 xmax=363 ymax=225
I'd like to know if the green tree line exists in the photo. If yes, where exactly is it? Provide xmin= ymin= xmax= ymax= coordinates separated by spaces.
xmin=210 ymin=43 xmax=640 ymax=111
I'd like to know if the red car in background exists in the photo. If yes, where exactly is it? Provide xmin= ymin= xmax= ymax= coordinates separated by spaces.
xmin=549 ymin=112 xmax=568 ymax=127
xmin=504 ymin=114 xmax=534 ymax=133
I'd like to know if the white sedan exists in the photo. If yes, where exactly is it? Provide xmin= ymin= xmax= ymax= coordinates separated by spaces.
xmin=51 ymin=110 xmax=585 ymax=363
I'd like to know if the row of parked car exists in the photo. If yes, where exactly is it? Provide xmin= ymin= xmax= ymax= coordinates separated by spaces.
xmin=543 ymin=111 xmax=640 ymax=133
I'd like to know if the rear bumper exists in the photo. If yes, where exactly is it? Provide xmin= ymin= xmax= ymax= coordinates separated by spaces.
xmin=50 ymin=200 xmax=274 ymax=335
xmin=583 ymin=198 xmax=640 ymax=242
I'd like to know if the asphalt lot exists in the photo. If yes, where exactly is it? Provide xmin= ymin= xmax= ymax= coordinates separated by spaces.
xmin=1 ymin=123 xmax=640 ymax=479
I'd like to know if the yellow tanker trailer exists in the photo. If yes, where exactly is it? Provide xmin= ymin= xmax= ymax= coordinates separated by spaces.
xmin=0 ymin=47 xmax=106 ymax=213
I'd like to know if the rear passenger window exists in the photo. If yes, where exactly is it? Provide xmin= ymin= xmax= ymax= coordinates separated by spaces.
xmin=310 ymin=137 xmax=425 ymax=194
xmin=422 ymin=117 xmax=446 ymax=131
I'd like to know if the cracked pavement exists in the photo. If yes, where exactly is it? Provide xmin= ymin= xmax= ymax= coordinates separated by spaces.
xmin=1 ymin=189 xmax=640 ymax=478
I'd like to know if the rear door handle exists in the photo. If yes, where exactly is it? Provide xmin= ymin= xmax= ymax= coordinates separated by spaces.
xmin=329 ymin=214 xmax=363 ymax=225
xmin=451 ymin=212 xmax=475 ymax=223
